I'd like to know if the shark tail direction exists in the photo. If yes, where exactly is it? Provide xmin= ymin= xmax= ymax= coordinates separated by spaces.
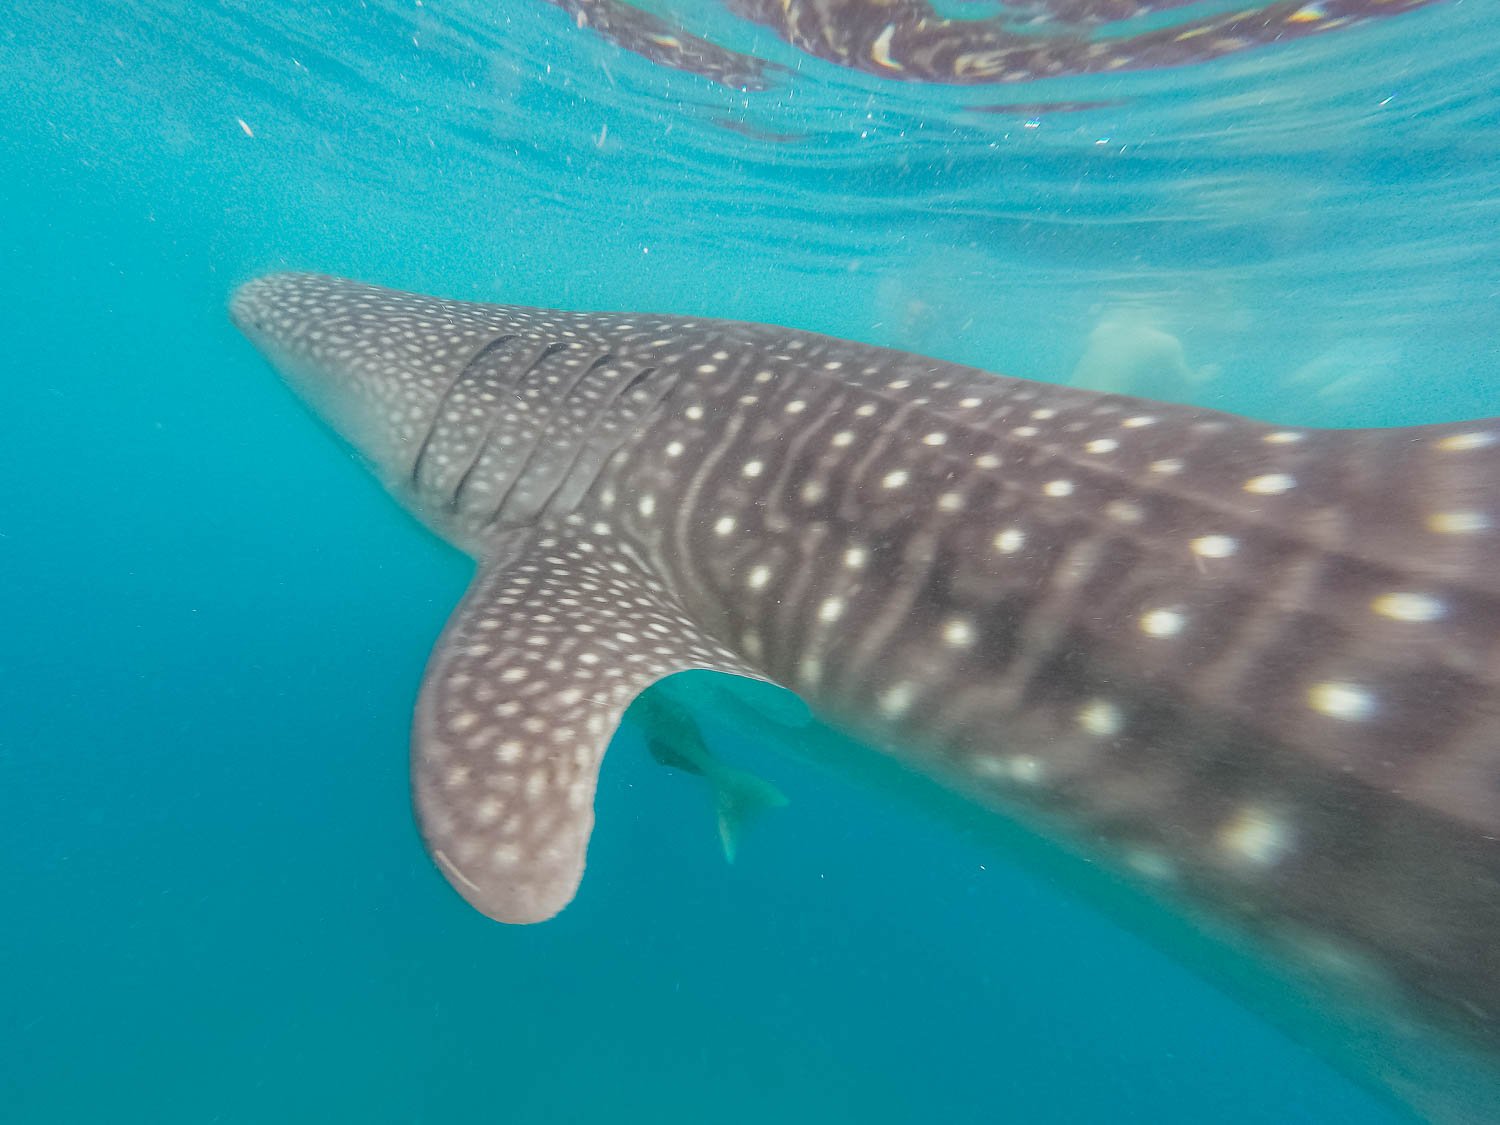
xmin=714 ymin=767 xmax=790 ymax=865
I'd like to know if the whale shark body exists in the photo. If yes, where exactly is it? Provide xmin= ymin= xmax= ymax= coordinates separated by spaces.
xmin=232 ymin=272 xmax=1499 ymax=1119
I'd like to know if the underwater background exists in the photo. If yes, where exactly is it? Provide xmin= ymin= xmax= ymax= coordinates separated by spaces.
xmin=3 ymin=1 xmax=1499 ymax=1121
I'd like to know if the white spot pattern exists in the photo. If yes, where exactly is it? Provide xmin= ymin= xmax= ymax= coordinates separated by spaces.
xmin=1139 ymin=608 xmax=1185 ymax=637
xmin=1371 ymin=592 xmax=1445 ymax=623
xmin=233 ymin=272 xmax=1500 ymax=976
xmin=1307 ymin=681 xmax=1376 ymax=721
xmin=1190 ymin=535 xmax=1237 ymax=559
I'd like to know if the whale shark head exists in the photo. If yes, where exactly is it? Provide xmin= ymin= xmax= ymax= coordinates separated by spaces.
xmin=231 ymin=272 xmax=686 ymax=554
xmin=231 ymin=273 xmax=436 ymax=486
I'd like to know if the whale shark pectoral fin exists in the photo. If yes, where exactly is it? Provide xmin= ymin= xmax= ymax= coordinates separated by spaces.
xmin=410 ymin=528 xmax=753 ymax=924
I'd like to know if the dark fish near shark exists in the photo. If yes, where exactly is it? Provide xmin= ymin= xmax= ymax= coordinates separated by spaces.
xmin=628 ymin=679 xmax=791 ymax=862
xmin=231 ymin=272 xmax=1499 ymax=1120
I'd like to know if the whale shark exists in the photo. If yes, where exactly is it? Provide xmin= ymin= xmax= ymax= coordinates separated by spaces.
xmin=231 ymin=272 xmax=1499 ymax=1120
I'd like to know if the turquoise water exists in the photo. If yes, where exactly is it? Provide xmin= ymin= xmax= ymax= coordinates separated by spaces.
xmin=3 ymin=2 xmax=1498 ymax=1122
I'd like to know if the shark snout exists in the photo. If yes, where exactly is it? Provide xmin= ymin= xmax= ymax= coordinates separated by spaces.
xmin=227 ymin=279 xmax=266 ymax=335
xmin=228 ymin=272 xmax=385 ymax=461
xmin=228 ymin=271 xmax=472 ymax=500
xmin=228 ymin=272 xmax=317 ymax=348
xmin=229 ymin=272 xmax=363 ymax=393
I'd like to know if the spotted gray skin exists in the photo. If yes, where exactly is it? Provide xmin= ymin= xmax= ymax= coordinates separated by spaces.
xmin=231 ymin=272 xmax=1500 ymax=1099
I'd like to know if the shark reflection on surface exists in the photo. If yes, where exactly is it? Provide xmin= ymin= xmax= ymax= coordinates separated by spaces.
xmin=545 ymin=0 xmax=1443 ymax=90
